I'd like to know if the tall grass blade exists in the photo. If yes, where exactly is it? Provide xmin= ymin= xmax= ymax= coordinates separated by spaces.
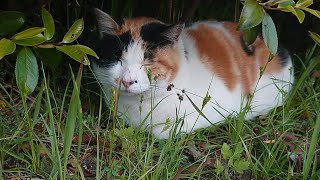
xmin=41 ymin=63 xmax=63 ymax=179
xmin=63 ymin=64 xmax=83 ymax=177
xmin=303 ymin=109 xmax=320 ymax=179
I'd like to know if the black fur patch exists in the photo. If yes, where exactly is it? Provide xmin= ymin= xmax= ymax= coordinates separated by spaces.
xmin=140 ymin=22 xmax=173 ymax=49
xmin=277 ymin=45 xmax=290 ymax=67
xmin=94 ymin=31 xmax=132 ymax=67
xmin=240 ymin=35 xmax=255 ymax=56
xmin=144 ymin=50 xmax=154 ymax=60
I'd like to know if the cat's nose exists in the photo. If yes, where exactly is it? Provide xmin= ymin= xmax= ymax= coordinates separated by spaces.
xmin=122 ymin=80 xmax=138 ymax=88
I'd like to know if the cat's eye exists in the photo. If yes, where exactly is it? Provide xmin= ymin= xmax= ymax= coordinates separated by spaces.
xmin=144 ymin=51 xmax=153 ymax=60
xmin=141 ymin=62 xmax=153 ymax=68
xmin=141 ymin=62 xmax=152 ymax=70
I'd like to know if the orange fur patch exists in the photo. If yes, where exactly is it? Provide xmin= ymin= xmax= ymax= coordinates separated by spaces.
xmin=117 ymin=17 xmax=162 ymax=39
xmin=148 ymin=47 xmax=180 ymax=82
xmin=188 ymin=22 xmax=283 ymax=94
xmin=223 ymin=22 xmax=282 ymax=75
xmin=187 ymin=24 xmax=238 ymax=90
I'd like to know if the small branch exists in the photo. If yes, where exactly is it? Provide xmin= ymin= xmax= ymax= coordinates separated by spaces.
xmin=259 ymin=3 xmax=286 ymax=11
xmin=35 ymin=42 xmax=63 ymax=48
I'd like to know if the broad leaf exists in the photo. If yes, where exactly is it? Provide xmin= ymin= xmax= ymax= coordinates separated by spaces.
xmin=275 ymin=0 xmax=295 ymax=6
xmin=41 ymin=8 xmax=55 ymax=40
xmin=262 ymin=14 xmax=278 ymax=55
xmin=233 ymin=160 xmax=250 ymax=174
xmin=73 ymin=45 xmax=99 ymax=59
xmin=221 ymin=143 xmax=232 ymax=160
xmin=12 ymin=27 xmax=46 ymax=40
xmin=214 ymin=159 xmax=224 ymax=174
xmin=62 ymin=19 xmax=84 ymax=43
xmin=280 ymin=5 xmax=305 ymax=23
xmin=0 ymin=38 xmax=16 ymax=60
xmin=15 ymin=47 xmax=39 ymax=96
xmin=0 ymin=11 xmax=25 ymax=36
xmin=309 ymin=32 xmax=320 ymax=46
xmin=238 ymin=0 xmax=265 ymax=30
xmin=13 ymin=34 xmax=47 ymax=46
xmin=243 ymin=26 xmax=259 ymax=45
xmin=296 ymin=0 xmax=313 ymax=8
xmin=293 ymin=9 xmax=305 ymax=24
xmin=301 ymin=7 xmax=320 ymax=18
xmin=56 ymin=45 xmax=90 ymax=65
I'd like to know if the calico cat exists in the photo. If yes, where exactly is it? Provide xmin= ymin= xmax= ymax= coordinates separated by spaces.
xmin=92 ymin=8 xmax=294 ymax=139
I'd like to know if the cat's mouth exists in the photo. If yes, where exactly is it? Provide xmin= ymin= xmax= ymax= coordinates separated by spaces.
xmin=119 ymin=87 xmax=150 ymax=96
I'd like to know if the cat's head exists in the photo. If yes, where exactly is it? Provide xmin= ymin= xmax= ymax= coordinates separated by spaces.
xmin=93 ymin=8 xmax=184 ymax=95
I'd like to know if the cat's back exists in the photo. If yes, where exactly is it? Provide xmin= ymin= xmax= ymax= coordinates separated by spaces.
xmin=181 ymin=21 xmax=292 ymax=94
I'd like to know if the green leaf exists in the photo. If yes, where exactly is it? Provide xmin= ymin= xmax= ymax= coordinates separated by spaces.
xmin=122 ymin=127 xmax=134 ymax=138
xmin=232 ymin=144 xmax=244 ymax=160
xmin=238 ymin=0 xmax=265 ymax=30
xmin=262 ymin=14 xmax=278 ymax=56
xmin=309 ymin=32 xmax=320 ymax=46
xmin=73 ymin=45 xmax=99 ymax=59
xmin=13 ymin=34 xmax=47 ymax=46
xmin=63 ymin=66 xmax=82 ymax=177
xmin=276 ymin=0 xmax=296 ymax=6
xmin=301 ymin=7 xmax=320 ymax=18
xmin=221 ymin=143 xmax=232 ymax=160
xmin=62 ymin=19 xmax=84 ymax=43
xmin=214 ymin=159 xmax=224 ymax=174
xmin=0 ymin=38 xmax=16 ymax=60
xmin=56 ymin=45 xmax=90 ymax=65
xmin=0 ymin=11 xmax=25 ymax=36
xmin=280 ymin=5 xmax=305 ymax=23
xmin=242 ymin=26 xmax=259 ymax=45
xmin=201 ymin=92 xmax=211 ymax=109
xmin=41 ymin=8 xmax=55 ymax=40
xmin=12 ymin=27 xmax=46 ymax=40
xmin=296 ymin=0 xmax=313 ymax=8
xmin=233 ymin=160 xmax=250 ymax=174
xmin=15 ymin=47 xmax=39 ymax=96
xmin=294 ymin=9 xmax=305 ymax=23
xmin=147 ymin=68 xmax=152 ymax=84
xmin=185 ymin=93 xmax=211 ymax=124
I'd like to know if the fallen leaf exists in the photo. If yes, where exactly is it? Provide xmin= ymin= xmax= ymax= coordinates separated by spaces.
xmin=72 ymin=133 xmax=93 ymax=144
xmin=312 ymin=70 xmax=320 ymax=78
xmin=276 ymin=131 xmax=304 ymax=172
xmin=0 ymin=100 xmax=6 ymax=111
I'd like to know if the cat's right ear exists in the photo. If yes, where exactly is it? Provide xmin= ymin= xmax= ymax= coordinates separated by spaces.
xmin=94 ymin=8 xmax=119 ymax=36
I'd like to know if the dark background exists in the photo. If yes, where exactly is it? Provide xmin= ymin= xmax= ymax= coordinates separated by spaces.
xmin=2 ymin=0 xmax=320 ymax=54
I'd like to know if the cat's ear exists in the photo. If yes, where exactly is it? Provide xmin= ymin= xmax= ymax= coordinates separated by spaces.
xmin=161 ymin=23 xmax=185 ymax=42
xmin=94 ymin=8 xmax=119 ymax=36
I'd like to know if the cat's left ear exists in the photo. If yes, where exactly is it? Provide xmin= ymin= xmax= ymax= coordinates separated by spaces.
xmin=162 ymin=23 xmax=185 ymax=42
xmin=94 ymin=8 xmax=119 ymax=36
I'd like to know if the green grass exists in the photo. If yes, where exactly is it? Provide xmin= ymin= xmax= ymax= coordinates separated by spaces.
xmin=1 ymin=47 xmax=320 ymax=179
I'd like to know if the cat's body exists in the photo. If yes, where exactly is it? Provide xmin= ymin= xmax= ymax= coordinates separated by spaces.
xmin=92 ymin=9 xmax=294 ymax=139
